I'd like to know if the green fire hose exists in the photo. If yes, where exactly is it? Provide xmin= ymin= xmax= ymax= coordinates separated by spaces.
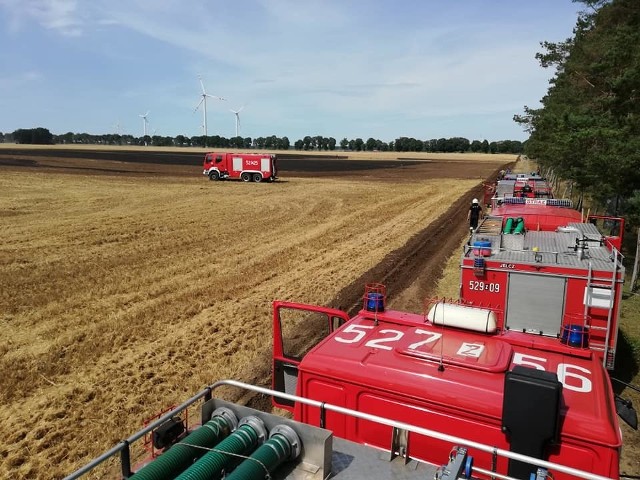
xmin=130 ymin=407 xmax=237 ymax=480
xmin=174 ymin=415 xmax=267 ymax=480
xmin=225 ymin=424 xmax=301 ymax=480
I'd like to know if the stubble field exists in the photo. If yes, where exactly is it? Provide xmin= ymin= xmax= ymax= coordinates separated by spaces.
xmin=0 ymin=147 xmax=509 ymax=479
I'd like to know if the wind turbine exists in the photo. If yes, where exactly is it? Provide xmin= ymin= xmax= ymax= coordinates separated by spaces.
xmin=194 ymin=75 xmax=225 ymax=138
xmin=230 ymin=106 xmax=244 ymax=137
xmin=113 ymin=119 xmax=123 ymax=136
xmin=139 ymin=111 xmax=150 ymax=137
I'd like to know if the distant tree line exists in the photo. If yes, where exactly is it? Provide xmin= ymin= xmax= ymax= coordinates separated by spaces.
xmin=11 ymin=128 xmax=54 ymax=145
xmin=4 ymin=127 xmax=525 ymax=154
xmin=335 ymin=136 xmax=524 ymax=154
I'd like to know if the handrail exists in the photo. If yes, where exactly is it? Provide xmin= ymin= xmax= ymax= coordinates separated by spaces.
xmin=463 ymin=242 xmax=624 ymax=270
xmin=602 ymin=245 xmax=622 ymax=369
xmin=65 ymin=380 xmax=615 ymax=480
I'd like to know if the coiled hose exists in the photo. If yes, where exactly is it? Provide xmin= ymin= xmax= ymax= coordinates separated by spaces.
xmin=225 ymin=424 xmax=301 ymax=480
xmin=174 ymin=416 xmax=267 ymax=480
xmin=130 ymin=407 xmax=237 ymax=480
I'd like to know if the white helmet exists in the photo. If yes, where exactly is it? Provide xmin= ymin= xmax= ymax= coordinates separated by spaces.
xmin=472 ymin=198 xmax=479 ymax=204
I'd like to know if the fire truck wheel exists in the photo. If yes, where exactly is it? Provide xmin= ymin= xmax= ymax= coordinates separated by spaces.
xmin=253 ymin=173 xmax=263 ymax=183
xmin=241 ymin=172 xmax=252 ymax=182
xmin=208 ymin=171 xmax=220 ymax=181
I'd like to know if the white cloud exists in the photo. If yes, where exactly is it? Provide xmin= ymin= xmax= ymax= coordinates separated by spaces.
xmin=255 ymin=0 xmax=348 ymax=27
xmin=0 ymin=0 xmax=84 ymax=36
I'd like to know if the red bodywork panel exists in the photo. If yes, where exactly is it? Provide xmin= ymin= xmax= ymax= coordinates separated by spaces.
xmin=491 ymin=203 xmax=583 ymax=231
xmin=513 ymin=179 xmax=552 ymax=198
xmin=274 ymin=307 xmax=620 ymax=479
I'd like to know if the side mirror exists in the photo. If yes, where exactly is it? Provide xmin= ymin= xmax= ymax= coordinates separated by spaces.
xmin=615 ymin=395 xmax=638 ymax=430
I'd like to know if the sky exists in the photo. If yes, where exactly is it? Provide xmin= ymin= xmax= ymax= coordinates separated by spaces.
xmin=0 ymin=1 xmax=584 ymax=142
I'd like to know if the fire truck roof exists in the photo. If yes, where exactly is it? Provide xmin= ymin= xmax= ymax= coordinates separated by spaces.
xmin=299 ymin=309 xmax=621 ymax=448
xmin=491 ymin=202 xmax=582 ymax=231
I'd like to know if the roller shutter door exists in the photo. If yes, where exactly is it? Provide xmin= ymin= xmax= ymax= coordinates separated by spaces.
xmin=505 ymin=273 xmax=566 ymax=336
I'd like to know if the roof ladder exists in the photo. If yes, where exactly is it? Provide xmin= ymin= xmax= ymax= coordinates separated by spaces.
xmin=601 ymin=248 xmax=620 ymax=369
xmin=583 ymin=253 xmax=619 ymax=369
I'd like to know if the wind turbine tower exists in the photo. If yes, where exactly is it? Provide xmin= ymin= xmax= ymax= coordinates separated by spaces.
xmin=139 ymin=111 xmax=150 ymax=137
xmin=230 ymin=106 xmax=244 ymax=137
xmin=194 ymin=76 xmax=225 ymax=138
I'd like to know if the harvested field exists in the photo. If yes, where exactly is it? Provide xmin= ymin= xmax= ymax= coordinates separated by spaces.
xmin=0 ymin=148 xmax=509 ymax=479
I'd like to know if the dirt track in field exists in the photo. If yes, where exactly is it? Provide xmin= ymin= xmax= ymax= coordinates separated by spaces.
xmin=0 ymin=148 xmax=510 ymax=479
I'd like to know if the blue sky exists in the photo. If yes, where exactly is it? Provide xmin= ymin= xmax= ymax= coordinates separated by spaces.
xmin=0 ymin=1 xmax=583 ymax=142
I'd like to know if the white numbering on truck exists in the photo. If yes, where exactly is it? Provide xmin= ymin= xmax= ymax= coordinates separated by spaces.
xmin=468 ymin=280 xmax=500 ymax=292
xmin=335 ymin=327 xmax=446 ymax=354
xmin=512 ymin=353 xmax=592 ymax=393
xmin=334 ymin=324 xmax=374 ymax=344
xmin=365 ymin=329 xmax=404 ymax=350
xmin=334 ymin=330 xmax=593 ymax=393
xmin=407 ymin=329 xmax=442 ymax=350
xmin=457 ymin=342 xmax=485 ymax=358
xmin=336 ymin=327 xmax=444 ymax=351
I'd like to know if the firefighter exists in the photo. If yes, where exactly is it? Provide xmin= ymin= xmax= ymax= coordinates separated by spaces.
xmin=467 ymin=198 xmax=483 ymax=230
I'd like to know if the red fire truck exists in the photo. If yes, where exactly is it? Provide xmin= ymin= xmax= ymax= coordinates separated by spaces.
xmin=270 ymin=280 xmax=631 ymax=480
xmin=489 ymin=173 xmax=553 ymax=202
xmin=463 ymin=197 xmax=625 ymax=370
xmin=202 ymin=152 xmax=278 ymax=182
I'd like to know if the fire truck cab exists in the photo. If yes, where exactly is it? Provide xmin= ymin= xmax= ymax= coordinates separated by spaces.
xmin=490 ymin=173 xmax=553 ymax=201
xmin=271 ymin=287 xmax=623 ymax=480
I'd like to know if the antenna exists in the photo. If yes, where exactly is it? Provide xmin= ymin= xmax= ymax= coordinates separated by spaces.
xmin=194 ymin=75 xmax=226 ymax=138
xmin=229 ymin=105 xmax=245 ymax=137
xmin=438 ymin=301 xmax=445 ymax=372
xmin=425 ymin=299 xmax=446 ymax=372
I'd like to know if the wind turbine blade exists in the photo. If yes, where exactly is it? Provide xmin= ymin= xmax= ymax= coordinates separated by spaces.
xmin=199 ymin=76 xmax=206 ymax=94
xmin=194 ymin=97 xmax=204 ymax=112
xmin=237 ymin=105 xmax=245 ymax=113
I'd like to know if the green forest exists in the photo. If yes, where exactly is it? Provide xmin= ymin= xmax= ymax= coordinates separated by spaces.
xmin=515 ymin=0 xmax=640 ymax=225
xmin=2 ymin=128 xmax=524 ymax=155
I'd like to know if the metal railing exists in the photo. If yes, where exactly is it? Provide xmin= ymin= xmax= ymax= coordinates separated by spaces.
xmin=64 ymin=380 xmax=617 ymax=480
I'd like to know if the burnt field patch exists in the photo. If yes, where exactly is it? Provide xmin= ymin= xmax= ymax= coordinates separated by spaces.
xmin=0 ymin=147 xmax=505 ymax=180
